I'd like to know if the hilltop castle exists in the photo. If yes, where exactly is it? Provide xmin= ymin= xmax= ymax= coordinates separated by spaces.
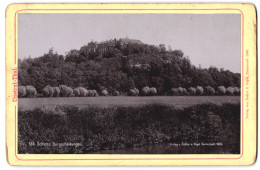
xmin=85 ymin=37 xmax=143 ymax=55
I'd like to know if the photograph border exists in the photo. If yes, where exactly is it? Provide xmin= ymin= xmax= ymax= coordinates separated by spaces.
xmin=6 ymin=3 xmax=256 ymax=166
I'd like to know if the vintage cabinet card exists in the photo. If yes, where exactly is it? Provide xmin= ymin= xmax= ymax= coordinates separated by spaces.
xmin=5 ymin=3 xmax=257 ymax=166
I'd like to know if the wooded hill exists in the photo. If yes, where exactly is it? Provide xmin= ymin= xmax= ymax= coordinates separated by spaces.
xmin=18 ymin=38 xmax=240 ymax=95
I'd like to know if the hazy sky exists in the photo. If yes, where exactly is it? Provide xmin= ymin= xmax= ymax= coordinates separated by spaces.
xmin=18 ymin=14 xmax=241 ymax=73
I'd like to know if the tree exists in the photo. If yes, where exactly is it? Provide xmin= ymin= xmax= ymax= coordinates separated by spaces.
xmin=169 ymin=88 xmax=178 ymax=96
xmin=101 ymin=89 xmax=109 ymax=96
xmin=159 ymin=44 xmax=166 ymax=53
xmin=42 ymin=85 xmax=54 ymax=97
xmin=59 ymin=85 xmax=73 ymax=97
xmin=188 ymin=87 xmax=196 ymax=95
xmin=218 ymin=86 xmax=226 ymax=95
xmin=233 ymin=87 xmax=240 ymax=95
xmin=177 ymin=87 xmax=184 ymax=95
xmin=150 ymin=87 xmax=157 ymax=95
xmin=78 ymin=87 xmax=88 ymax=97
xmin=205 ymin=86 xmax=215 ymax=95
xmin=113 ymin=91 xmax=120 ymax=96
xmin=25 ymin=85 xmax=37 ymax=97
xmin=226 ymin=87 xmax=235 ymax=95
xmin=196 ymin=86 xmax=204 ymax=95
xmin=141 ymin=86 xmax=150 ymax=96
xmin=93 ymin=90 xmax=99 ymax=97
xmin=73 ymin=88 xmax=80 ymax=97
xmin=53 ymin=87 xmax=60 ymax=97
xmin=18 ymin=86 xmax=26 ymax=98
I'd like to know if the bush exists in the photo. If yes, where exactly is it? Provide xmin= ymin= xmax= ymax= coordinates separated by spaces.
xmin=88 ymin=90 xmax=94 ymax=97
xmin=129 ymin=89 xmax=137 ymax=96
xmin=25 ymin=85 xmax=37 ymax=97
xmin=67 ymin=87 xmax=74 ymax=97
xmin=93 ymin=90 xmax=99 ymax=97
xmin=18 ymin=86 xmax=26 ymax=98
xmin=218 ymin=86 xmax=226 ymax=95
xmin=177 ymin=87 xmax=184 ymax=95
xmin=73 ymin=88 xmax=80 ymax=97
xmin=134 ymin=88 xmax=140 ymax=95
xmin=233 ymin=87 xmax=240 ymax=95
xmin=42 ymin=87 xmax=49 ymax=97
xmin=182 ymin=88 xmax=187 ymax=95
xmin=53 ymin=87 xmax=60 ymax=97
xmin=205 ymin=86 xmax=215 ymax=95
xmin=188 ymin=87 xmax=196 ymax=95
xmin=196 ymin=86 xmax=204 ymax=95
xmin=226 ymin=87 xmax=235 ymax=95
xmin=18 ymin=103 xmax=240 ymax=154
xmin=141 ymin=86 xmax=150 ymax=96
xmin=101 ymin=89 xmax=109 ymax=96
xmin=78 ymin=87 xmax=88 ymax=97
xmin=129 ymin=88 xmax=139 ymax=96
xmin=113 ymin=91 xmax=120 ymax=96
xmin=59 ymin=85 xmax=73 ymax=97
xmin=169 ymin=88 xmax=178 ymax=95
xmin=42 ymin=85 xmax=54 ymax=97
xmin=149 ymin=87 xmax=157 ymax=95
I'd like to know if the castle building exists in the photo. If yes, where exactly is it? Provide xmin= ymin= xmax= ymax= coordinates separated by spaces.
xmin=85 ymin=37 xmax=143 ymax=56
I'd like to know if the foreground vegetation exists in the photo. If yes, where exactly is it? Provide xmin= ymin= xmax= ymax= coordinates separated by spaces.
xmin=18 ymin=103 xmax=240 ymax=154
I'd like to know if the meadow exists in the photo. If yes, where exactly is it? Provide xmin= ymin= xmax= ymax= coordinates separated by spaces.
xmin=18 ymin=96 xmax=240 ymax=110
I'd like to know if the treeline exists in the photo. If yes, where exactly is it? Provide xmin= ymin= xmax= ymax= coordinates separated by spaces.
xmin=18 ymin=84 xmax=240 ymax=98
xmin=18 ymin=39 xmax=240 ymax=95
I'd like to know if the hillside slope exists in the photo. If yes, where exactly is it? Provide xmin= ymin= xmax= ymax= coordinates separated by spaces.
xmin=18 ymin=38 xmax=240 ymax=94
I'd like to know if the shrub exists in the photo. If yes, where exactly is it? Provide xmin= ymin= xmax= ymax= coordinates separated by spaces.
xmin=169 ymin=88 xmax=178 ymax=95
xmin=129 ymin=88 xmax=139 ymax=96
xmin=93 ymin=90 xmax=99 ymax=97
xmin=177 ymin=87 xmax=184 ymax=95
xmin=218 ymin=86 xmax=226 ymax=95
xmin=73 ymin=88 xmax=80 ymax=97
xmin=59 ymin=85 xmax=68 ymax=97
xmin=149 ymin=87 xmax=157 ymax=95
xmin=18 ymin=86 xmax=26 ymax=98
xmin=182 ymin=88 xmax=187 ymax=95
xmin=53 ymin=87 xmax=60 ymax=97
xmin=88 ymin=90 xmax=94 ymax=97
xmin=18 ymin=103 xmax=240 ymax=154
xmin=67 ymin=87 xmax=74 ymax=97
xmin=78 ymin=87 xmax=88 ymax=97
xmin=188 ymin=87 xmax=196 ymax=95
xmin=226 ymin=87 xmax=235 ymax=95
xmin=42 ymin=87 xmax=49 ymax=97
xmin=113 ymin=91 xmax=120 ymax=96
xmin=25 ymin=85 xmax=37 ymax=97
xmin=134 ymin=88 xmax=139 ymax=95
xmin=101 ymin=89 xmax=109 ymax=96
xmin=233 ymin=87 xmax=240 ymax=95
xmin=59 ymin=85 xmax=73 ymax=97
xmin=129 ymin=89 xmax=137 ymax=96
xmin=141 ymin=86 xmax=150 ymax=96
xmin=196 ymin=86 xmax=204 ymax=95
xmin=205 ymin=86 xmax=215 ymax=95
xmin=42 ymin=85 xmax=54 ymax=97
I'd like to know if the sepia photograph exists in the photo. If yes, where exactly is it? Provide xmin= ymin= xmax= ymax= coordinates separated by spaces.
xmin=17 ymin=13 xmax=241 ymax=155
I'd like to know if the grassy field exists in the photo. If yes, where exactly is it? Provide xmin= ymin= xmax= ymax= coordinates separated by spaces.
xmin=18 ymin=96 xmax=240 ymax=110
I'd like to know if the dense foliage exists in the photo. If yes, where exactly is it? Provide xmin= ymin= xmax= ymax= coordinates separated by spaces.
xmin=18 ymin=103 xmax=240 ymax=154
xmin=18 ymin=39 xmax=240 ymax=95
